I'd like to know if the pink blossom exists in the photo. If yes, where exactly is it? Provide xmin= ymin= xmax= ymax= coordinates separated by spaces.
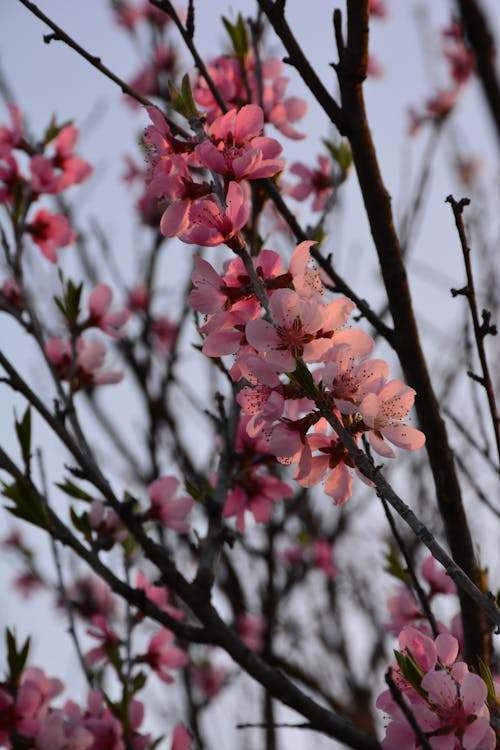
xmin=237 ymin=613 xmax=266 ymax=651
xmin=177 ymin=181 xmax=249 ymax=249
xmin=67 ymin=575 xmax=115 ymax=620
xmin=143 ymin=628 xmax=188 ymax=683
xmin=1 ymin=279 xmax=23 ymax=309
xmin=223 ymin=473 xmax=293 ymax=533
xmin=30 ymin=126 xmax=92 ymax=194
xmin=369 ymin=0 xmax=388 ymax=18
xmin=135 ymin=569 xmax=185 ymax=620
xmin=88 ymin=500 xmax=126 ymax=548
xmin=359 ymin=379 xmax=426 ymax=458
xmin=421 ymin=556 xmax=456 ymax=597
xmin=0 ymin=103 xmax=24 ymax=156
xmin=246 ymin=288 xmax=354 ymax=372
xmin=36 ymin=710 xmax=93 ymax=750
xmin=87 ymin=284 xmax=130 ymax=336
xmin=128 ymin=285 xmax=149 ymax=312
xmin=196 ymin=105 xmax=284 ymax=181
xmin=27 ymin=208 xmax=76 ymax=263
xmin=45 ymin=337 xmax=123 ymax=389
xmin=191 ymin=661 xmax=230 ymax=700
xmin=14 ymin=667 xmax=64 ymax=737
xmin=0 ymin=153 xmax=21 ymax=204
xmin=151 ymin=315 xmax=178 ymax=352
xmin=171 ymin=722 xmax=194 ymax=750
xmin=85 ymin=615 xmax=121 ymax=665
xmin=289 ymin=156 xmax=334 ymax=211
xmin=148 ymin=476 xmax=194 ymax=533
xmin=384 ymin=586 xmax=420 ymax=635
xmin=313 ymin=540 xmax=336 ymax=579
xmin=12 ymin=570 xmax=45 ymax=598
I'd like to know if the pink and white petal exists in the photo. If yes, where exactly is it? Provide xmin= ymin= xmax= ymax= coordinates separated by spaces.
xmin=88 ymin=284 xmax=112 ymax=317
xmin=381 ymin=423 xmax=425 ymax=451
xmin=463 ymin=718 xmax=496 ymax=750
xmin=149 ymin=476 xmax=179 ymax=504
xmin=249 ymin=495 xmax=273 ymax=524
xmin=461 ymin=672 xmax=488 ymax=714
xmin=368 ymin=430 xmax=396 ymax=458
xmin=234 ymin=104 xmax=263 ymax=141
xmin=295 ymin=454 xmax=329 ymax=487
xmin=245 ymin=319 xmax=282 ymax=352
xmin=324 ymin=463 xmax=353 ymax=505
xmin=435 ymin=633 xmax=459 ymax=667
xmin=160 ymin=200 xmax=191 ymax=237
xmin=332 ymin=328 xmax=375 ymax=358
xmin=202 ymin=329 xmax=243 ymax=356
xmin=359 ymin=392 xmax=379 ymax=428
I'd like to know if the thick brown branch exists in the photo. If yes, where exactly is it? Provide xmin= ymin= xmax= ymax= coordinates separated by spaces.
xmin=455 ymin=0 xmax=500 ymax=149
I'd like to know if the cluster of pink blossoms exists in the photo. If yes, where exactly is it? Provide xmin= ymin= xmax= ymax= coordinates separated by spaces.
xmin=45 ymin=284 xmax=129 ymax=389
xmin=0 ymin=104 xmax=91 ymax=262
xmin=376 ymin=626 xmax=497 ymax=750
xmin=144 ymin=103 xmax=284 ymax=248
xmin=409 ymin=17 xmax=475 ymax=135
xmin=0 ymin=666 xmax=157 ymax=750
xmin=190 ymin=240 xmax=425 ymax=506
xmin=193 ymin=50 xmax=307 ymax=140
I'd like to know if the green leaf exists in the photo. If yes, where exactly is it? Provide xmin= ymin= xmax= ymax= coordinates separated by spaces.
xmin=290 ymin=360 xmax=317 ymax=398
xmin=131 ymin=670 xmax=147 ymax=693
xmin=322 ymin=138 xmax=352 ymax=172
xmin=2 ymin=479 xmax=49 ymax=530
xmin=394 ymin=648 xmax=425 ymax=694
xmin=69 ymin=506 xmax=92 ymax=539
xmin=56 ymin=479 xmax=94 ymax=503
xmin=222 ymin=13 xmax=249 ymax=61
xmin=184 ymin=479 xmax=207 ymax=503
xmin=14 ymin=406 xmax=32 ymax=471
xmin=6 ymin=627 xmax=31 ymax=682
xmin=384 ymin=544 xmax=407 ymax=581
xmin=43 ymin=116 xmax=71 ymax=146
xmin=53 ymin=277 xmax=83 ymax=325
xmin=477 ymin=656 xmax=497 ymax=703
xmin=168 ymin=75 xmax=197 ymax=119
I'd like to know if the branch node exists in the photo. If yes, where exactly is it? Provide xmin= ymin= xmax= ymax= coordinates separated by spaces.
xmin=450 ymin=285 xmax=470 ymax=298
xmin=467 ymin=370 xmax=485 ymax=386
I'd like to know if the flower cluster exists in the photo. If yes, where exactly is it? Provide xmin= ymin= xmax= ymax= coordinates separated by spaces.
xmin=409 ymin=17 xmax=475 ymax=135
xmin=193 ymin=52 xmax=307 ymax=140
xmin=190 ymin=240 xmax=425 ymax=506
xmin=144 ymin=103 xmax=284 ymax=249
xmin=0 ymin=104 xmax=91 ymax=262
xmin=376 ymin=626 xmax=497 ymax=750
xmin=0 ymin=666 xmax=154 ymax=750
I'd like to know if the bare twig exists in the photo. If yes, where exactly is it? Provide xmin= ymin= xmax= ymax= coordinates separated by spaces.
xmin=447 ymin=194 xmax=500 ymax=470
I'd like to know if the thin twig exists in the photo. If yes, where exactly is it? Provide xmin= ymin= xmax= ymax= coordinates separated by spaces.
xmin=447 ymin=194 xmax=500 ymax=469
xmin=16 ymin=0 xmax=188 ymax=137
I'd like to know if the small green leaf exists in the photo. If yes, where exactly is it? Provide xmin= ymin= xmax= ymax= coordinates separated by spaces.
xmin=477 ymin=656 xmax=497 ymax=703
xmin=291 ymin=360 xmax=317 ymax=398
xmin=168 ymin=75 xmax=197 ymax=119
xmin=222 ymin=13 xmax=249 ymax=62
xmin=393 ymin=648 xmax=425 ymax=694
xmin=2 ymin=479 xmax=49 ymax=530
xmin=56 ymin=479 xmax=94 ymax=502
xmin=69 ymin=506 xmax=92 ymax=539
xmin=43 ymin=116 xmax=71 ymax=146
xmin=131 ymin=670 xmax=147 ymax=693
xmin=322 ymin=138 xmax=352 ymax=172
xmin=6 ymin=628 xmax=31 ymax=682
xmin=384 ymin=544 xmax=407 ymax=581
xmin=14 ymin=407 xmax=32 ymax=471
